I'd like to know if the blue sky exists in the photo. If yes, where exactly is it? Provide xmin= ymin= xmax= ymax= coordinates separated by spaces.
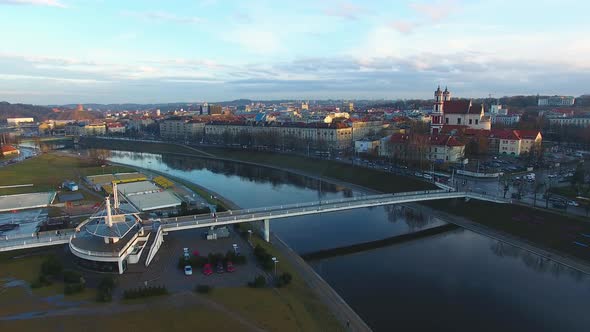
xmin=0 ymin=0 xmax=589 ymax=104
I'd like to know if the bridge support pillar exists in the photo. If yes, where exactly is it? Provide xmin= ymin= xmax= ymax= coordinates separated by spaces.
xmin=264 ymin=219 xmax=270 ymax=242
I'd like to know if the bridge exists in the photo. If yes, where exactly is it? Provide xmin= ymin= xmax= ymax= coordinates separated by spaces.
xmin=0 ymin=189 xmax=509 ymax=252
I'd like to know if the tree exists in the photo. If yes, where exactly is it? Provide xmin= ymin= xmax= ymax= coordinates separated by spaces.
xmin=533 ymin=182 xmax=544 ymax=207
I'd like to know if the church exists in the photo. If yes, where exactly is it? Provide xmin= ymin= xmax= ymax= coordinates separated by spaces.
xmin=430 ymin=86 xmax=491 ymax=134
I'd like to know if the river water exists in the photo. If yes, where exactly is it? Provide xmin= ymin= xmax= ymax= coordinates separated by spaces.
xmin=103 ymin=149 xmax=590 ymax=332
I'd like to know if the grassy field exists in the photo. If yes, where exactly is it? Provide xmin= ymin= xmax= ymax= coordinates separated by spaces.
xmin=0 ymin=153 xmax=134 ymax=195
xmin=0 ymin=302 xmax=249 ymax=332
xmin=424 ymin=199 xmax=590 ymax=262
xmin=80 ymin=137 xmax=209 ymax=156
xmin=202 ymin=147 xmax=435 ymax=193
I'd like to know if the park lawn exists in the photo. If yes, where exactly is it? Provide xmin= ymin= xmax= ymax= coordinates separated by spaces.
xmin=0 ymin=153 xmax=134 ymax=196
xmin=0 ymin=302 xmax=250 ymax=332
xmin=424 ymin=199 xmax=590 ymax=262
xmin=81 ymin=137 xmax=206 ymax=156
xmin=229 ymin=227 xmax=343 ymax=331
xmin=0 ymin=254 xmax=46 ymax=282
xmin=203 ymin=147 xmax=435 ymax=193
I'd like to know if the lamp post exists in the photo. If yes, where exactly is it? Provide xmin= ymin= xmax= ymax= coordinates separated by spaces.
xmin=271 ymin=257 xmax=279 ymax=276
xmin=247 ymin=229 xmax=252 ymax=244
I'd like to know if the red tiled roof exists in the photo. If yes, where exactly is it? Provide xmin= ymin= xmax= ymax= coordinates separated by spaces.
xmin=443 ymin=100 xmax=471 ymax=114
xmin=429 ymin=135 xmax=464 ymax=147
xmin=517 ymin=130 xmax=541 ymax=140
xmin=1 ymin=145 xmax=18 ymax=153
xmin=490 ymin=129 xmax=520 ymax=140
xmin=389 ymin=134 xmax=409 ymax=143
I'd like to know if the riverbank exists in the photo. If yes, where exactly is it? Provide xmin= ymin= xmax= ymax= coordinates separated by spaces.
xmin=80 ymin=138 xmax=590 ymax=271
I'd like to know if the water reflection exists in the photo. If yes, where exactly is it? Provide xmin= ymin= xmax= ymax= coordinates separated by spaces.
xmin=87 ymin=147 xmax=590 ymax=332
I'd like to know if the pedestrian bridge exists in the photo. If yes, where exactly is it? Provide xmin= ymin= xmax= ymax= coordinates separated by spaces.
xmin=0 ymin=189 xmax=509 ymax=252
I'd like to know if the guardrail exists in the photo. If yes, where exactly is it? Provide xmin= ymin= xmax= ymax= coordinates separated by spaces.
xmin=161 ymin=191 xmax=479 ymax=232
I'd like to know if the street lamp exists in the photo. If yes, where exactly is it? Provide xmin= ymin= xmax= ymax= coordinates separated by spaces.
xmin=272 ymin=257 xmax=279 ymax=276
xmin=247 ymin=229 xmax=252 ymax=243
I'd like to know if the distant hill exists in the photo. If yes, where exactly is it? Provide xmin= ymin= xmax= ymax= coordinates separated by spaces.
xmin=0 ymin=101 xmax=102 ymax=122
xmin=0 ymin=101 xmax=53 ymax=122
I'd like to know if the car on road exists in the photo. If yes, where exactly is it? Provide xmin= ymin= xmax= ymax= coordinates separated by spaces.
xmin=568 ymin=200 xmax=580 ymax=207
xmin=553 ymin=201 xmax=567 ymax=209
xmin=414 ymin=172 xmax=423 ymax=177
xmin=216 ymin=262 xmax=224 ymax=274
xmin=548 ymin=174 xmax=558 ymax=178
xmin=202 ymin=263 xmax=213 ymax=276
xmin=183 ymin=248 xmax=190 ymax=260
xmin=226 ymin=261 xmax=236 ymax=273
xmin=184 ymin=265 xmax=193 ymax=276
xmin=423 ymin=174 xmax=433 ymax=180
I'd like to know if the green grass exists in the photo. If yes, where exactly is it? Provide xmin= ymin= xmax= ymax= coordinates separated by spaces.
xmin=0 ymin=153 xmax=134 ymax=195
xmin=0 ymin=302 xmax=250 ymax=332
xmin=203 ymin=147 xmax=434 ymax=193
xmin=229 ymin=226 xmax=343 ymax=331
xmin=80 ymin=137 xmax=207 ymax=156
xmin=424 ymin=199 xmax=590 ymax=262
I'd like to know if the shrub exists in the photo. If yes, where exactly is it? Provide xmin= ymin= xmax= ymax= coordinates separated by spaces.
xmin=195 ymin=284 xmax=212 ymax=294
xmin=41 ymin=256 xmax=62 ymax=277
xmin=64 ymin=282 xmax=85 ymax=295
xmin=276 ymin=272 xmax=293 ymax=288
xmin=38 ymin=273 xmax=53 ymax=287
xmin=30 ymin=280 xmax=42 ymax=289
xmin=247 ymin=275 xmax=266 ymax=288
xmin=97 ymin=276 xmax=115 ymax=302
xmin=123 ymin=285 xmax=168 ymax=299
xmin=63 ymin=269 xmax=83 ymax=284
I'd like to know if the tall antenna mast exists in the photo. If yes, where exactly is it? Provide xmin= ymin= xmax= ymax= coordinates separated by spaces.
xmin=105 ymin=196 xmax=113 ymax=228
xmin=113 ymin=182 xmax=119 ymax=210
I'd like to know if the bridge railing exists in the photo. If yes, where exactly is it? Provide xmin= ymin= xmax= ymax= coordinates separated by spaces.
xmin=161 ymin=191 xmax=468 ymax=231
xmin=0 ymin=235 xmax=71 ymax=251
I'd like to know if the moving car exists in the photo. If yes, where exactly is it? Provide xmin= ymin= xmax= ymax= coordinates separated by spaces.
xmin=183 ymin=248 xmax=190 ymax=260
xmin=568 ymin=200 xmax=579 ymax=207
xmin=184 ymin=265 xmax=193 ymax=276
xmin=202 ymin=263 xmax=213 ymax=276
xmin=226 ymin=261 xmax=236 ymax=273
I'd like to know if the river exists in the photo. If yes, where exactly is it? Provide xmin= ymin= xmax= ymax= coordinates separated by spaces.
xmin=101 ymin=149 xmax=590 ymax=332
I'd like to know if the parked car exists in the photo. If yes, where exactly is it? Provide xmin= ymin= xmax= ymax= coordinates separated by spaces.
xmin=226 ymin=261 xmax=236 ymax=273
xmin=216 ymin=262 xmax=224 ymax=274
xmin=184 ymin=265 xmax=193 ymax=276
xmin=183 ymin=248 xmax=190 ymax=260
xmin=423 ymin=174 xmax=433 ymax=180
xmin=202 ymin=263 xmax=213 ymax=276
xmin=568 ymin=200 xmax=579 ymax=207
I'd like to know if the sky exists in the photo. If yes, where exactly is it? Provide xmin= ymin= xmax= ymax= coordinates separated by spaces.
xmin=0 ymin=0 xmax=589 ymax=104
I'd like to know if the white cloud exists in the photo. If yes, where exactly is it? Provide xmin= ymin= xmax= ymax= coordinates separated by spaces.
xmin=409 ymin=0 xmax=458 ymax=22
xmin=0 ymin=0 xmax=65 ymax=7
xmin=323 ymin=1 xmax=369 ymax=20
xmin=122 ymin=11 xmax=204 ymax=24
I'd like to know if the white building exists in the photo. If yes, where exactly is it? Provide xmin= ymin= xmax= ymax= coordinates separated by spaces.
xmin=354 ymin=139 xmax=380 ymax=154
xmin=7 ymin=117 xmax=34 ymax=125
xmin=538 ymin=96 xmax=575 ymax=107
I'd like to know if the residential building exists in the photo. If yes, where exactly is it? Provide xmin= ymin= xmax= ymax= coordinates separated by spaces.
xmin=83 ymin=123 xmax=106 ymax=136
xmin=107 ymin=123 xmax=126 ymax=134
xmin=490 ymin=129 xmax=542 ymax=156
xmin=355 ymin=139 xmax=380 ymax=154
xmin=159 ymin=118 xmax=205 ymax=140
xmin=427 ymin=135 xmax=465 ymax=163
xmin=491 ymin=114 xmax=521 ymax=126
xmin=548 ymin=115 xmax=590 ymax=127
xmin=204 ymin=121 xmax=353 ymax=150
xmin=538 ymin=96 xmax=575 ymax=107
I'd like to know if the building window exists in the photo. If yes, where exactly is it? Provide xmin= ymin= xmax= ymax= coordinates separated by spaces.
xmin=445 ymin=118 xmax=449 ymax=124
xmin=457 ymin=118 xmax=461 ymax=125
xmin=475 ymin=119 xmax=479 ymax=125
xmin=469 ymin=119 xmax=473 ymax=125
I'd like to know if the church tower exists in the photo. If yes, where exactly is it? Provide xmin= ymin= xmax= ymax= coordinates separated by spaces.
xmin=431 ymin=86 xmax=444 ymax=134
xmin=443 ymin=86 xmax=451 ymax=101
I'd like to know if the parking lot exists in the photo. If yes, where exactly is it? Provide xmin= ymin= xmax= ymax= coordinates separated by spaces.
xmin=121 ymin=226 xmax=264 ymax=292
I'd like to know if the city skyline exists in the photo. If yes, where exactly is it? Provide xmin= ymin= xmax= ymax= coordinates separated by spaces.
xmin=0 ymin=0 xmax=589 ymax=104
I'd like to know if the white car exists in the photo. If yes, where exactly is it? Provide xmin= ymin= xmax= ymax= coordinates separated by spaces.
xmin=184 ymin=265 xmax=193 ymax=276
xmin=568 ymin=200 xmax=579 ymax=207
xmin=423 ymin=174 xmax=433 ymax=180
